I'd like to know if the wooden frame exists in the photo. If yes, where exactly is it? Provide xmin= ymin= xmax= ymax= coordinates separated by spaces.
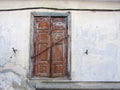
xmin=29 ymin=12 xmax=71 ymax=80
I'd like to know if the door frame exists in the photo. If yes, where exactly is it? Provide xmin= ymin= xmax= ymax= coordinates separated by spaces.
xmin=29 ymin=12 xmax=71 ymax=80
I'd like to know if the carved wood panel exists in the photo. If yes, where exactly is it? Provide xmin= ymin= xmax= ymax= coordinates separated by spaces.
xmin=33 ymin=16 xmax=68 ymax=77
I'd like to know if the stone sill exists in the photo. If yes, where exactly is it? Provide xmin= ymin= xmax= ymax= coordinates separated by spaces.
xmin=28 ymin=80 xmax=120 ymax=89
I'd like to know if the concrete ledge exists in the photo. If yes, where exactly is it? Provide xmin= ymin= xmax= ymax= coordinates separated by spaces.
xmin=35 ymin=82 xmax=120 ymax=89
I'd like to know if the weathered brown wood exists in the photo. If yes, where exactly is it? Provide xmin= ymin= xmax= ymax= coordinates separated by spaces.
xmin=51 ymin=17 xmax=67 ymax=77
xmin=33 ymin=17 xmax=50 ymax=77
xmin=33 ymin=16 xmax=68 ymax=77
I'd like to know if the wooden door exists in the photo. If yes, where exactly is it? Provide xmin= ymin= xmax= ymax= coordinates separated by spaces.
xmin=33 ymin=16 xmax=68 ymax=77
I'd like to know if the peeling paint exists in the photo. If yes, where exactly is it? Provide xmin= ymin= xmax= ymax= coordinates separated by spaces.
xmin=0 ymin=70 xmax=22 ymax=89
xmin=0 ymin=69 xmax=32 ymax=90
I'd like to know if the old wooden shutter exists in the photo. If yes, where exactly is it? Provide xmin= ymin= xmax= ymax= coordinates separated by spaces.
xmin=51 ymin=17 xmax=67 ymax=77
xmin=33 ymin=16 xmax=68 ymax=77
xmin=33 ymin=17 xmax=50 ymax=77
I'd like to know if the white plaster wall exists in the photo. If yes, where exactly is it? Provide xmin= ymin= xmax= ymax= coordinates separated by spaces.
xmin=0 ymin=0 xmax=120 ymax=9
xmin=71 ymin=11 xmax=120 ymax=81
xmin=0 ymin=11 xmax=31 ymax=90
xmin=0 ymin=0 xmax=120 ymax=90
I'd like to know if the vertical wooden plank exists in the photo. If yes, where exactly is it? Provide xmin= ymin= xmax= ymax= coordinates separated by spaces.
xmin=51 ymin=17 xmax=68 ymax=77
xmin=33 ymin=17 xmax=50 ymax=77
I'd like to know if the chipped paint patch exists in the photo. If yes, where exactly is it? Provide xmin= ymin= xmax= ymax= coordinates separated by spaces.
xmin=0 ymin=70 xmax=22 ymax=89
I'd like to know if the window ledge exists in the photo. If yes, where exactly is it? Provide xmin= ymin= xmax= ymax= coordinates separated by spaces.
xmin=30 ymin=76 xmax=70 ymax=81
xmin=28 ymin=81 xmax=120 ymax=89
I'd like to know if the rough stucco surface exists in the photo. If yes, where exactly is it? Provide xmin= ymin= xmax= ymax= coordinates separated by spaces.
xmin=0 ymin=11 xmax=33 ymax=90
xmin=0 ymin=0 xmax=120 ymax=9
xmin=0 ymin=0 xmax=120 ymax=90
xmin=71 ymin=11 xmax=120 ymax=81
